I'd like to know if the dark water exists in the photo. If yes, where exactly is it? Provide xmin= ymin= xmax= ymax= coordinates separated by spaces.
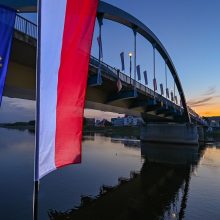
xmin=0 ymin=128 xmax=220 ymax=220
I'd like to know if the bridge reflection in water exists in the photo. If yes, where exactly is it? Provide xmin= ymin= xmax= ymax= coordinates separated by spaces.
xmin=48 ymin=140 xmax=204 ymax=220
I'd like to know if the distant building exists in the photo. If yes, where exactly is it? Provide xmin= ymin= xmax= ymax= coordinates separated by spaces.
xmin=95 ymin=119 xmax=101 ymax=127
xmin=111 ymin=116 xmax=142 ymax=127
xmin=206 ymin=116 xmax=220 ymax=128
xmin=210 ymin=120 xmax=220 ymax=128
xmin=95 ymin=119 xmax=112 ymax=127
xmin=111 ymin=117 xmax=124 ymax=126
xmin=124 ymin=116 xmax=142 ymax=126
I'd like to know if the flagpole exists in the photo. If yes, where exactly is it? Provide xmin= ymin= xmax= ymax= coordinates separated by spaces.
xmin=33 ymin=181 xmax=39 ymax=220
xmin=129 ymin=52 xmax=132 ymax=85
xmin=165 ymin=59 xmax=168 ymax=98
xmin=33 ymin=0 xmax=41 ymax=219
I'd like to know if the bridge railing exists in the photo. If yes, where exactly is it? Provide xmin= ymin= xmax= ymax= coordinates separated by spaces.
xmin=15 ymin=14 xmax=37 ymax=39
xmin=188 ymin=107 xmax=207 ymax=125
xmin=14 ymin=14 xmax=180 ymax=109
xmin=13 ymin=15 xmax=181 ymax=108
xmin=90 ymin=56 xmax=181 ymax=110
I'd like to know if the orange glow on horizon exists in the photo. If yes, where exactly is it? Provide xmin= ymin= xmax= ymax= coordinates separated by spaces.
xmin=190 ymin=104 xmax=220 ymax=117
xmin=188 ymin=92 xmax=220 ymax=117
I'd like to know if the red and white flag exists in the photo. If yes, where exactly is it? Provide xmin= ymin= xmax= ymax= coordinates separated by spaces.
xmin=35 ymin=0 xmax=98 ymax=180
xmin=120 ymin=52 xmax=125 ymax=71
xmin=136 ymin=65 xmax=141 ymax=81
xmin=117 ymin=79 xmax=122 ymax=92
xmin=97 ymin=34 xmax=103 ymax=59
xmin=116 ymin=69 xmax=122 ymax=92
xmin=143 ymin=70 xmax=148 ymax=85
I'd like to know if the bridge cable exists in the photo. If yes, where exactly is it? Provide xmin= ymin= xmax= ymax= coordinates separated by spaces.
xmin=97 ymin=14 xmax=104 ymax=84
xmin=174 ymin=80 xmax=176 ymax=104
xmin=165 ymin=60 xmax=168 ymax=98
xmin=133 ymin=28 xmax=137 ymax=91
xmin=153 ymin=44 xmax=156 ymax=97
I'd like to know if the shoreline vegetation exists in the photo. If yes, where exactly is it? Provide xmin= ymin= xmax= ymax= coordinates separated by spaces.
xmin=0 ymin=121 xmax=141 ymax=137
xmin=83 ymin=126 xmax=140 ymax=137
xmin=1 ymin=121 xmax=220 ymax=140
xmin=0 ymin=121 xmax=35 ymax=130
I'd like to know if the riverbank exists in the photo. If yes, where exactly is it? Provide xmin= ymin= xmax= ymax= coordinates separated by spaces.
xmin=0 ymin=122 xmax=140 ymax=137
xmin=83 ymin=126 xmax=140 ymax=137
xmin=0 ymin=121 xmax=35 ymax=130
xmin=1 ymin=122 xmax=219 ymax=141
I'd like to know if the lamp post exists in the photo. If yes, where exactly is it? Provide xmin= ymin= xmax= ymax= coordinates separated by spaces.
xmin=165 ymin=60 xmax=168 ymax=98
xmin=129 ymin=52 xmax=132 ymax=84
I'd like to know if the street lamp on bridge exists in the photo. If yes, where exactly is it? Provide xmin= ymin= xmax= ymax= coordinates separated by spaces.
xmin=129 ymin=52 xmax=132 ymax=84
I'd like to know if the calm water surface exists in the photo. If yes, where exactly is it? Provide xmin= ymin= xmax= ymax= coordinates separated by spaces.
xmin=0 ymin=128 xmax=220 ymax=220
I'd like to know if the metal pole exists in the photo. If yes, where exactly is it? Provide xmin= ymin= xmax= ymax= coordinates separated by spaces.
xmin=174 ymin=80 xmax=176 ymax=100
xmin=33 ymin=181 xmax=39 ymax=220
xmin=129 ymin=55 xmax=132 ymax=84
xmin=153 ymin=44 xmax=156 ymax=96
xmin=33 ymin=0 xmax=41 ymax=219
xmin=98 ymin=23 xmax=102 ymax=62
xmin=165 ymin=60 xmax=168 ymax=98
xmin=97 ymin=14 xmax=103 ymax=63
xmin=133 ymin=27 xmax=137 ymax=90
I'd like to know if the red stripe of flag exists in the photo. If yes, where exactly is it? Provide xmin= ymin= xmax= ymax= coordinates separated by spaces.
xmin=55 ymin=0 xmax=98 ymax=168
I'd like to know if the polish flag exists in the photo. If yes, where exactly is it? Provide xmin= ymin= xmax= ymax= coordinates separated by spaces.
xmin=35 ymin=0 xmax=98 ymax=180
xmin=136 ymin=65 xmax=141 ymax=81
xmin=97 ymin=34 xmax=103 ymax=59
xmin=117 ymin=79 xmax=122 ymax=92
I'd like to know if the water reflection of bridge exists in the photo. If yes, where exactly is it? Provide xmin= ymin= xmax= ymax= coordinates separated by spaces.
xmin=48 ymin=142 xmax=205 ymax=220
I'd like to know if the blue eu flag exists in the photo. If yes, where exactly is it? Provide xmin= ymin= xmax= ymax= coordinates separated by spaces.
xmin=0 ymin=6 xmax=16 ymax=105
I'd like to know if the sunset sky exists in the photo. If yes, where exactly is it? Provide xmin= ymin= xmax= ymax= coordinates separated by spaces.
xmin=96 ymin=0 xmax=220 ymax=117
xmin=0 ymin=0 xmax=219 ymax=122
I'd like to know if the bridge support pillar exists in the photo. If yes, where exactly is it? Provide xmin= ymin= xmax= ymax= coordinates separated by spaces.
xmin=197 ymin=126 xmax=205 ymax=143
xmin=141 ymin=123 xmax=198 ymax=145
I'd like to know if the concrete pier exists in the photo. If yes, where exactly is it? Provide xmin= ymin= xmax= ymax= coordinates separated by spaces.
xmin=197 ymin=126 xmax=205 ymax=143
xmin=141 ymin=123 xmax=199 ymax=145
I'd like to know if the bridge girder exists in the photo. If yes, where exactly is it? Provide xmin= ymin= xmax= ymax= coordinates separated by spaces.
xmin=97 ymin=1 xmax=190 ymax=122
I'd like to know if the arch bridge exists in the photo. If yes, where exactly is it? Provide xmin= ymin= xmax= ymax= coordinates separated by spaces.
xmin=2 ymin=1 xmax=207 ymax=144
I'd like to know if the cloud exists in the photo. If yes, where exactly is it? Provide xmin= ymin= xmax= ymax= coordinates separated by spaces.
xmin=188 ymin=86 xmax=220 ymax=108
xmin=188 ymin=97 xmax=214 ymax=107
xmin=0 ymin=97 xmax=35 ymax=123
xmin=202 ymin=86 xmax=216 ymax=96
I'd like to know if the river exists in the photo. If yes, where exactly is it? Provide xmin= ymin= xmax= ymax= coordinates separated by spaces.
xmin=0 ymin=128 xmax=220 ymax=219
